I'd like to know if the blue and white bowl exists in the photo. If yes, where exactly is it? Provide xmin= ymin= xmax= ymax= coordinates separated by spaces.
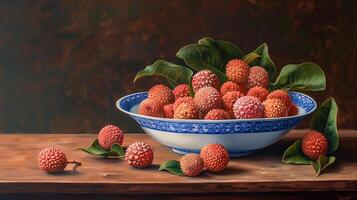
xmin=117 ymin=92 xmax=316 ymax=157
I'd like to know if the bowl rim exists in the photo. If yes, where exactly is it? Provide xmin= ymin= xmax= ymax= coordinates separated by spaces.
xmin=116 ymin=91 xmax=317 ymax=123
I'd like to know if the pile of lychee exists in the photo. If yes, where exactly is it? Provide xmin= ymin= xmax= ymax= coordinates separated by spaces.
xmin=37 ymin=125 xmax=154 ymax=174
xmin=138 ymin=59 xmax=298 ymax=120
xmin=180 ymin=144 xmax=229 ymax=177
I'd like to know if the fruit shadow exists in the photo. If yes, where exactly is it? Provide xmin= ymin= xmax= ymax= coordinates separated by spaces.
xmin=204 ymin=166 xmax=248 ymax=177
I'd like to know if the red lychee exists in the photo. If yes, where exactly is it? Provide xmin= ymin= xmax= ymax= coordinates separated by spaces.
xmin=301 ymin=130 xmax=328 ymax=160
xmin=200 ymin=144 xmax=229 ymax=172
xmin=233 ymin=96 xmax=263 ymax=119
xmin=180 ymin=154 xmax=204 ymax=177
xmin=38 ymin=148 xmax=81 ymax=174
xmin=98 ymin=125 xmax=124 ymax=150
xmin=247 ymin=66 xmax=269 ymax=89
xmin=173 ymin=102 xmax=199 ymax=119
xmin=194 ymin=86 xmax=222 ymax=115
xmin=247 ymin=86 xmax=269 ymax=102
xmin=204 ymin=109 xmax=230 ymax=120
xmin=262 ymin=98 xmax=288 ymax=118
xmin=173 ymin=84 xmax=190 ymax=99
xmin=191 ymin=70 xmax=220 ymax=92
xmin=222 ymin=91 xmax=245 ymax=118
xmin=226 ymin=59 xmax=250 ymax=83
xmin=125 ymin=141 xmax=154 ymax=168
xmin=288 ymin=104 xmax=299 ymax=116
xmin=267 ymin=89 xmax=292 ymax=109
xmin=148 ymin=84 xmax=175 ymax=105
xmin=163 ymin=104 xmax=174 ymax=118
xmin=220 ymin=81 xmax=239 ymax=96
xmin=173 ymin=96 xmax=194 ymax=111
xmin=138 ymin=98 xmax=164 ymax=118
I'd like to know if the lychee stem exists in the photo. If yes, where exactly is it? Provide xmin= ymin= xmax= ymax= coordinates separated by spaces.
xmin=67 ymin=160 xmax=82 ymax=171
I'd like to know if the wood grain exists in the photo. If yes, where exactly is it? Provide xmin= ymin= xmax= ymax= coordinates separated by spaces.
xmin=0 ymin=130 xmax=356 ymax=195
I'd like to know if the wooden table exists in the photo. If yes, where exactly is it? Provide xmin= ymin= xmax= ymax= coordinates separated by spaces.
xmin=0 ymin=130 xmax=356 ymax=200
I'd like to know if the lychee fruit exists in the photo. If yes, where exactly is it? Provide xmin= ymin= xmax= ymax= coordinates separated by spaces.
xmin=247 ymin=86 xmax=269 ymax=102
xmin=173 ymin=84 xmax=190 ymax=99
xmin=163 ymin=104 xmax=174 ymax=118
xmin=301 ymin=130 xmax=328 ymax=160
xmin=191 ymin=70 xmax=220 ymax=92
xmin=148 ymin=84 xmax=175 ymax=105
xmin=38 ymin=147 xmax=81 ymax=174
xmin=226 ymin=59 xmax=250 ymax=83
xmin=220 ymin=81 xmax=239 ymax=96
xmin=194 ymin=86 xmax=222 ymax=115
xmin=180 ymin=154 xmax=204 ymax=177
xmin=233 ymin=96 xmax=263 ymax=119
xmin=173 ymin=96 xmax=194 ymax=111
xmin=288 ymin=104 xmax=299 ymax=116
xmin=138 ymin=98 xmax=164 ymax=118
xmin=174 ymin=102 xmax=199 ymax=119
xmin=262 ymin=98 xmax=288 ymax=118
xmin=247 ymin=66 xmax=269 ymax=89
xmin=125 ymin=141 xmax=154 ymax=168
xmin=98 ymin=125 xmax=124 ymax=150
xmin=267 ymin=89 xmax=292 ymax=109
xmin=204 ymin=109 xmax=230 ymax=120
xmin=222 ymin=91 xmax=245 ymax=118
xmin=200 ymin=144 xmax=229 ymax=172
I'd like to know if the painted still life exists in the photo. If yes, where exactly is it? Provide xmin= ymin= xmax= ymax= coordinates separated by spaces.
xmin=0 ymin=0 xmax=356 ymax=200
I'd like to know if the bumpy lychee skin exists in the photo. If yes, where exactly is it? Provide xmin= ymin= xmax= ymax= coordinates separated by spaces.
xmin=204 ymin=109 xmax=230 ymax=120
xmin=191 ymin=70 xmax=220 ymax=92
xmin=247 ymin=66 xmax=269 ymax=89
xmin=226 ymin=59 xmax=250 ymax=83
xmin=200 ymin=144 xmax=229 ymax=172
xmin=98 ymin=125 xmax=124 ymax=150
xmin=38 ymin=148 xmax=68 ymax=174
xmin=267 ymin=89 xmax=292 ymax=109
xmin=173 ymin=84 xmax=190 ymax=99
xmin=173 ymin=96 xmax=194 ymax=111
xmin=220 ymin=81 xmax=239 ymax=96
xmin=194 ymin=86 xmax=222 ymax=115
xmin=233 ymin=96 xmax=263 ymax=119
xmin=174 ymin=102 xmax=199 ymax=119
xmin=180 ymin=154 xmax=204 ymax=177
xmin=148 ymin=84 xmax=175 ymax=105
xmin=138 ymin=98 xmax=164 ymax=118
xmin=222 ymin=91 xmax=245 ymax=118
xmin=125 ymin=142 xmax=154 ymax=168
xmin=247 ymin=86 xmax=269 ymax=102
xmin=288 ymin=104 xmax=299 ymax=116
xmin=301 ymin=130 xmax=328 ymax=160
xmin=262 ymin=99 xmax=288 ymax=118
xmin=163 ymin=104 xmax=174 ymax=118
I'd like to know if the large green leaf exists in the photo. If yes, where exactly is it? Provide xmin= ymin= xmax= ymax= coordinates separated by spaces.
xmin=176 ymin=44 xmax=227 ymax=82
xmin=242 ymin=52 xmax=261 ymax=64
xmin=198 ymin=37 xmax=244 ymax=64
xmin=159 ymin=160 xmax=184 ymax=176
xmin=77 ymin=139 xmax=125 ymax=158
xmin=271 ymin=62 xmax=326 ymax=91
xmin=249 ymin=43 xmax=277 ymax=81
xmin=312 ymin=155 xmax=336 ymax=176
xmin=310 ymin=98 xmax=339 ymax=154
xmin=134 ymin=60 xmax=193 ymax=86
xmin=282 ymin=140 xmax=312 ymax=165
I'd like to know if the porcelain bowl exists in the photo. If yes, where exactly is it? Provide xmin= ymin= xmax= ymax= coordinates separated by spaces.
xmin=116 ymin=91 xmax=316 ymax=157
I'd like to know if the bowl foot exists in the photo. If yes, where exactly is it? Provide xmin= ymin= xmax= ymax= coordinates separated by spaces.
xmin=172 ymin=148 xmax=254 ymax=158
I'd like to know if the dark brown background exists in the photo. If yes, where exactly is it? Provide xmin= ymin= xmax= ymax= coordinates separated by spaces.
xmin=0 ymin=0 xmax=355 ymax=133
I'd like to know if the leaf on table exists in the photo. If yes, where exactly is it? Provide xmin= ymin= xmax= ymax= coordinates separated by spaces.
xmin=198 ymin=37 xmax=244 ymax=64
xmin=176 ymin=44 xmax=227 ymax=83
xmin=282 ymin=140 xmax=312 ymax=165
xmin=310 ymin=97 xmax=339 ymax=154
xmin=248 ymin=43 xmax=277 ymax=81
xmin=77 ymin=139 xmax=125 ymax=158
xmin=312 ymin=155 xmax=336 ymax=176
xmin=159 ymin=160 xmax=184 ymax=176
xmin=134 ymin=59 xmax=193 ymax=87
xmin=270 ymin=62 xmax=326 ymax=91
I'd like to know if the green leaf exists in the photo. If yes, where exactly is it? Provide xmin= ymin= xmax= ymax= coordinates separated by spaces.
xmin=249 ymin=43 xmax=277 ymax=81
xmin=271 ymin=62 xmax=326 ymax=91
xmin=159 ymin=160 xmax=184 ymax=176
xmin=134 ymin=59 xmax=193 ymax=86
xmin=176 ymin=44 xmax=227 ymax=82
xmin=77 ymin=139 xmax=125 ymax=158
xmin=282 ymin=140 xmax=312 ymax=165
xmin=312 ymin=155 xmax=336 ymax=176
xmin=198 ymin=37 xmax=244 ymax=63
xmin=242 ymin=52 xmax=261 ymax=64
xmin=310 ymin=98 xmax=339 ymax=154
